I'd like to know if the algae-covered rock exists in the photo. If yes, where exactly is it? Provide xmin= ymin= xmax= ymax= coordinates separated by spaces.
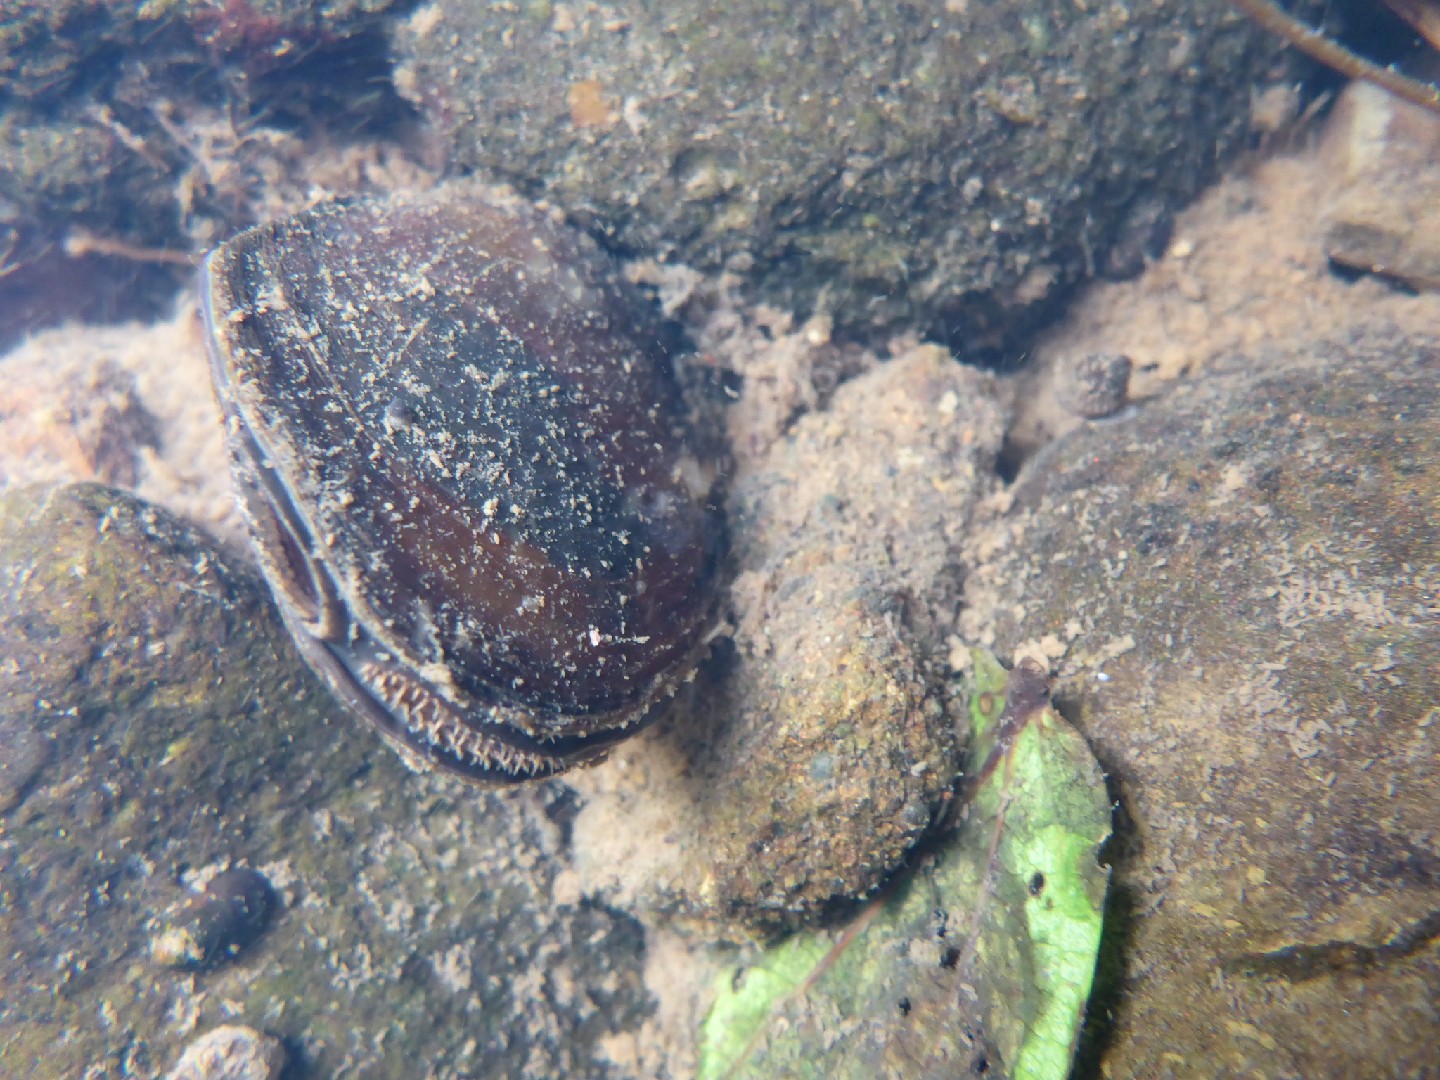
xmin=0 ymin=484 xmax=654 ymax=1079
xmin=969 ymin=330 xmax=1440 ymax=1078
xmin=394 ymin=0 xmax=1283 ymax=346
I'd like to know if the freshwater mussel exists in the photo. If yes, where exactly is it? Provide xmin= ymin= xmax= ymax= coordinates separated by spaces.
xmin=201 ymin=188 xmax=724 ymax=782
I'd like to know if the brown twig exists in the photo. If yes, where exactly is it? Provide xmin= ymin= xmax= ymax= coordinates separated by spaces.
xmin=1380 ymin=0 xmax=1440 ymax=53
xmin=1230 ymin=0 xmax=1440 ymax=116
xmin=63 ymin=228 xmax=197 ymax=267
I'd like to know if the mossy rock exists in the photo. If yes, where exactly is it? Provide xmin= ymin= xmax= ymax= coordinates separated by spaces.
xmin=395 ymin=0 xmax=1287 ymax=347
xmin=0 ymin=484 xmax=652 ymax=1079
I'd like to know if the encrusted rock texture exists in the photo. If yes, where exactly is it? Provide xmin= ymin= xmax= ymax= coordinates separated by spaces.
xmin=0 ymin=485 xmax=655 ymax=1079
xmin=0 ymin=0 xmax=1297 ymax=357
xmin=965 ymin=328 xmax=1440 ymax=1078
xmin=393 ymin=0 xmax=1285 ymax=347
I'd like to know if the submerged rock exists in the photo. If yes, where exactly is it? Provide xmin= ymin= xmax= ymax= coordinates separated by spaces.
xmin=0 ymin=484 xmax=654 ymax=1078
xmin=568 ymin=344 xmax=1008 ymax=925
xmin=395 ymin=0 xmax=1284 ymax=347
xmin=1322 ymin=82 xmax=1440 ymax=292
xmin=968 ymin=328 xmax=1440 ymax=1078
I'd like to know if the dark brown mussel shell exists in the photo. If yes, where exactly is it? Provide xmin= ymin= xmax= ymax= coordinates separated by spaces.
xmin=201 ymin=189 xmax=724 ymax=782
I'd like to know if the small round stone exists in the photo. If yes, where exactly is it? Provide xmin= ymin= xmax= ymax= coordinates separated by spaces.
xmin=1054 ymin=353 xmax=1133 ymax=419
xmin=164 ymin=1025 xmax=286 ymax=1080
xmin=150 ymin=867 xmax=276 ymax=970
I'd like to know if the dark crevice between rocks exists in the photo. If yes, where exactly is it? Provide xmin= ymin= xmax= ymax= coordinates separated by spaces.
xmin=993 ymin=433 xmax=1026 ymax=486
xmin=243 ymin=27 xmax=422 ymax=139
xmin=1070 ymin=762 xmax=1134 ymax=1080
xmin=0 ymin=20 xmax=425 ymax=354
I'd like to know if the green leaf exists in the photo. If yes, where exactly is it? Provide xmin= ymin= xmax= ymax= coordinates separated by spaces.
xmin=960 ymin=650 xmax=1111 ymax=1079
xmin=695 ymin=649 xmax=1110 ymax=1080
xmin=696 ymin=934 xmax=833 ymax=1080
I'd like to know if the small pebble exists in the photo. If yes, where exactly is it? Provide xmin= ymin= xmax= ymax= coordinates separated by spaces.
xmin=150 ymin=867 xmax=276 ymax=970
xmin=165 ymin=1025 xmax=286 ymax=1080
xmin=1054 ymin=353 xmax=1132 ymax=419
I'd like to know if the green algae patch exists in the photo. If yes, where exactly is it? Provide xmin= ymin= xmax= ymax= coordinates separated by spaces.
xmin=697 ymin=650 xmax=1110 ymax=1080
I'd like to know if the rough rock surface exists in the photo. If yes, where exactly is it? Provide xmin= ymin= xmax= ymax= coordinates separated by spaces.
xmin=0 ymin=484 xmax=654 ymax=1079
xmin=966 ymin=328 xmax=1440 ymax=1078
xmin=394 ymin=0 xmax=1284 ymax=346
